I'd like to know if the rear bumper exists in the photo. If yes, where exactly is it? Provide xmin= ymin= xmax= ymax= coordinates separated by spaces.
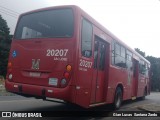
xmin=5 ymin=79 xmax=75 ymax=102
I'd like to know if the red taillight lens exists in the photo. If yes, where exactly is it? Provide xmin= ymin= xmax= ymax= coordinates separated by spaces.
xmin=7 ymin=62 xmax=12 ymax=73
xmin=64 ymin=72 xmax=70 ymax=79
xmin=8 ymin=62 xmax=12 ymax=68
xmin=60 ymin=65 xmax=72 ymax=87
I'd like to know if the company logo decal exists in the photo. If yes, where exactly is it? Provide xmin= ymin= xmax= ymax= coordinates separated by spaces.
xmin=31 ymin=59 xmax=40 ymax=70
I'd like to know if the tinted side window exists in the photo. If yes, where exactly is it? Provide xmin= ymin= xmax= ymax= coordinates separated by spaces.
xmin=115 ymin=44 xmax=120 ymax=55
xmin=139 ymin=60 xmax=146 ymax=75
xmin=126 ymin=50 xmax=133 ymax=70
xmin=145 ymin=64 xmax=149 ymax=77
xmin=121 ymin=46 xmax=125 ymax=58
xmin=94 ymin=41 xmax=98 ymax=68
xmin=115 ymin=43 xmax=126 ymax=68
xmin=111 ymin=41 xmax=133 ymax=69
xmin=99 ymin=43 xmax=106 ymax=70
xmin=81 ymin=19 xmax=93 ymax=57
xmin=111 ymin=40 xmax=115 ymax=65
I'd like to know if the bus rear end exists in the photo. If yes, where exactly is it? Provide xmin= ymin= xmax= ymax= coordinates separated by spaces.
xmin=5 ymin=6 xmax=77 ymax=103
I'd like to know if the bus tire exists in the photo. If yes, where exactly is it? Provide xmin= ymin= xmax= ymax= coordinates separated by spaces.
xmin=113 ymin=87 xmax=122 ymax=110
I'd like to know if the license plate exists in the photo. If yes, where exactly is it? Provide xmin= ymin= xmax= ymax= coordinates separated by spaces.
xmin=49 ymin=78 xmax=58 ymax=86
xmin=29 ymin=72 xmax=41 ymax=77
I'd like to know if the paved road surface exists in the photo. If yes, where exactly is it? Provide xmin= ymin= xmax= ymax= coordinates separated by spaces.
xmin=0 ymin=92 xmax=160 ymax=120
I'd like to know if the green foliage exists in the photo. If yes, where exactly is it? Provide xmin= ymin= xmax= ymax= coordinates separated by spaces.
xmin=135 ymin=48 xmax=145 ymax=57
xmin=0 ymin=15 xmax=12 ymax=77
xmin=146 ymin=56 xmax=160 ymax=91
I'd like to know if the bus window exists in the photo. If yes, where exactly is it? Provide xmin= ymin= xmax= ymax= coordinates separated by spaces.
xmin=126 ymin=50 xmax=133 ymax=70
xmin=15 ymin=9 xmax=74 ymax=39
xmin=145 ymin=64 xmax=149 ymax=77
xmin=139 ymin=60 xmax=146 ymax=75
xmin=94 ymin=41 xmax=98 ymax=68
xmin=99 ymin=43 xmax=106 ymax=70
xmin=121 ymin=46 xmax=125 ymax=58
xmin=115 ymin=43 xmax=126 ymax=68
xmin=111 ymin=40 xmax=115 ymax=65
xmin=115 ymin=43 xmax=120 ymax=55
xmin=81 ymin=19 xmax=93 ymax=57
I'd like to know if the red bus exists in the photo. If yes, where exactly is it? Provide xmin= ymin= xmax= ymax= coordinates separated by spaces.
xmin=5 ymin=5 xmax=150 ymax=109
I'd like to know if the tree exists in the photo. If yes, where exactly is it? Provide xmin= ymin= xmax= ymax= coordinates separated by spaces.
xmin=135 ymin=48 xmax=145 ymax=57
xmin=0 ymin=15 xmax=12 ymax=77
xmin=146 ymin=56 xmax=160 ymax=91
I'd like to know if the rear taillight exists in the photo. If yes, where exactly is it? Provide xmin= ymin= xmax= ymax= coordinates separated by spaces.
xmin=60 ymin=64 xmax=72 ymax=87
xmin=8 ymin=74 xmax=13 ymax=79
xmin=7 ymin=62 xmax=13 ymax=81
xmin=66 ymin=65 xmax=72 ymax=72
xmin=64 ymin=72 xmax=70 ymax=79
xmin=8 ymin=62 xmax=12 ymax=67
xmin=7 ymin=62 xmax=12 ymax=73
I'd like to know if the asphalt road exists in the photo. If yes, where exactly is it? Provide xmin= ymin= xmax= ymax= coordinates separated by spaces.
xmin=0 ymin=92 xmax=160 ymax=120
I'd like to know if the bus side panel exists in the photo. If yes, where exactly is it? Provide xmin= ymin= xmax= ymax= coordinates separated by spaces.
xmin=146 ymin=77 xmax=150 ymax=95
xmin=75 ymin=58 xmax=93 ymax=108
xmin=137 ymin=74 xmax=146 ymax=97
xmin=107 ymin=66 xmax=131 ymax=103
xmin=72 ymin=9 xmax=92 ymax=108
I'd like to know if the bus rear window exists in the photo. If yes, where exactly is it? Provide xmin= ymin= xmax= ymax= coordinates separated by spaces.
xmin=15 ymin=9 xmax=74 ymax=39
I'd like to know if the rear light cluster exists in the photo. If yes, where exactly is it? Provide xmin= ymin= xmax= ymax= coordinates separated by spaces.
xmin=7 ymin=62 xmax=13 ymax=81
xmin=60 ymin=65 xmax=72 ymax=87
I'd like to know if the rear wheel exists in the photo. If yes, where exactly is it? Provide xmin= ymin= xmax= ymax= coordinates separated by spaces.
xmin=113 ymin=87 xmax=123 ymax=110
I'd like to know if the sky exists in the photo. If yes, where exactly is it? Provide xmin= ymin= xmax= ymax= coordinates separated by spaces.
xmin=0 ymin=0 xmax=160 ymax=57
